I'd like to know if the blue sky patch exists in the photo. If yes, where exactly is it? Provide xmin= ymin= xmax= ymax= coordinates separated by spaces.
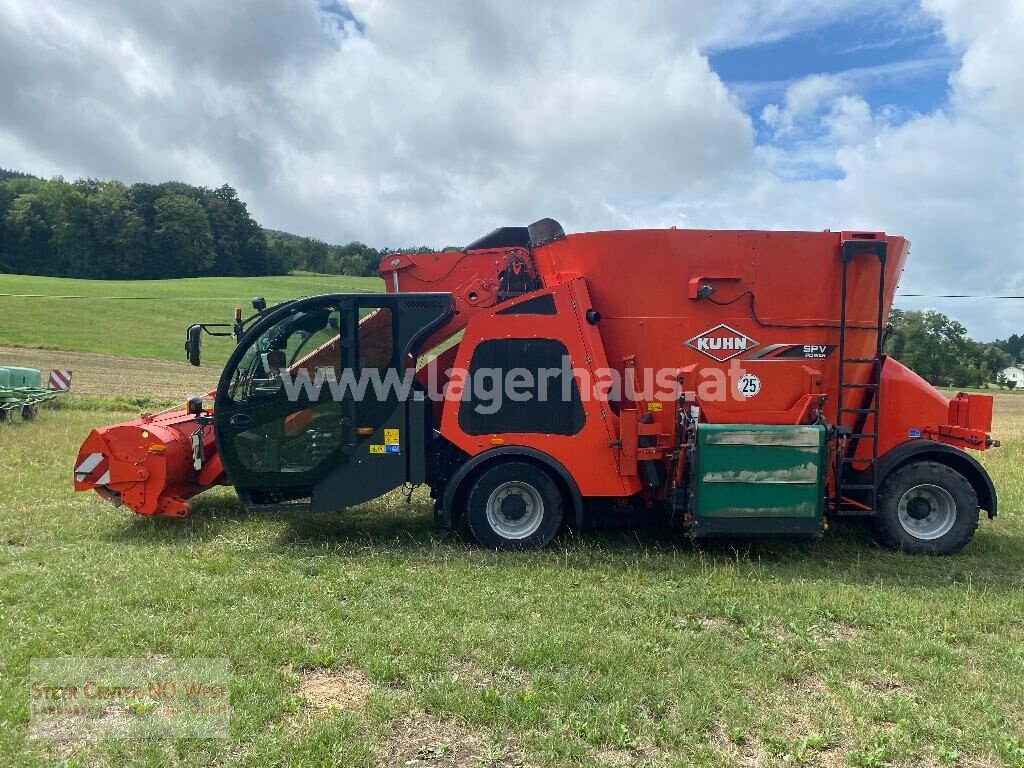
xmin=317 ymin=1 xmax=365 ymax=43
xmin=709 ymin=10 xmax=955 ymax=128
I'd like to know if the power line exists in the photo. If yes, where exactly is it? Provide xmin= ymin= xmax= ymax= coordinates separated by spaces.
xmin=897 ymin=293 xmax=1024 ymax=299
xmin=899 ymin=292 xmax=1024 ymax=299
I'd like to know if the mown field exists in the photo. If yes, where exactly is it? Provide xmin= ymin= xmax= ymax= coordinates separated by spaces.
xmin=0 ymin=273 xmax=1022 ymax=767
xmin=0 ymin=395 xmax=1021 ymax=768
xmin=0 ymin=272 xmax=382 ymax=364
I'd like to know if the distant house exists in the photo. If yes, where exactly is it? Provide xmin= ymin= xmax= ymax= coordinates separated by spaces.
xmin=1002 ymin=366 xmax=1024 ymax=388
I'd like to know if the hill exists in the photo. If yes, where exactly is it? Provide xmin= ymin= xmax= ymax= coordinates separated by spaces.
xmin=0 ymin=271 xmax=382 ymax=364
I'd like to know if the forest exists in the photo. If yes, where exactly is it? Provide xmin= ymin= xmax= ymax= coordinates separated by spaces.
xmin=0 ymin=169 xmax=437 ymax=280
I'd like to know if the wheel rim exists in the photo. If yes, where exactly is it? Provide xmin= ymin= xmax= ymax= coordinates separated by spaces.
xmin=897 ymin=483 xmax=957 ymax=540
xmin=485 ymin=481 xmax=544 ymax=540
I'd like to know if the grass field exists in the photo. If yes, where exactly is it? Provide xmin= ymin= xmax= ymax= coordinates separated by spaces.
xmin=1 ymin=273 xmax=1022 ymax=766
xmin=0 ymin=272 xmax=383 ymax=365
xmin=0 ymin=393 xmax=1021 ymax=767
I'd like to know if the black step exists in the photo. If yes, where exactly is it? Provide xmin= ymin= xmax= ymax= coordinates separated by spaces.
xmin=834 ymin=508 xmax=877 ymax=517
xmin=840 ymin=407 xmax=879 ymax=414
xmin=842 ymin=358 xmax=881 ymax=364
xmin=841 ymin=383 xmax=879 ymax=389
xmin=841 ymin=483 xmax=877 ymax=491
xmin=244 ymin=502 xmax=312 ymax=513
xmin=849 ymin=433 xmax=878 ymax=439
xmin=841 ymin=457 xmax=877 ymax=464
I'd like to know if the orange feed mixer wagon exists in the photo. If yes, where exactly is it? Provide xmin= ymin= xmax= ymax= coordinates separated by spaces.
xmin=74 ymin=220 xmax=998 ymax=553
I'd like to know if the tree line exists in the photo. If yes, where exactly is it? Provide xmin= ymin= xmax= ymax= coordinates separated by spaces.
xmin=0 ymin=170 xmax=446 ymax=280
xmin=262 ymin=230 xmax=450 ymax=278
xmin=886 ymin=309 xmax=1020 ymax=389
xmin=0 ymin=172 xmax=277 ymax=278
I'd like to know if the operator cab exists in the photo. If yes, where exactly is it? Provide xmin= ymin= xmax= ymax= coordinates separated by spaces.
xmin=213 ymin=293 xmax=451 ymax=512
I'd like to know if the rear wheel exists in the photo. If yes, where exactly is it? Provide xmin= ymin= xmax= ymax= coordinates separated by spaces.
xmin=464 ymin=461 xmax=564 ymax=551
xmin=875 ymin=461 xmax=979 ymax=555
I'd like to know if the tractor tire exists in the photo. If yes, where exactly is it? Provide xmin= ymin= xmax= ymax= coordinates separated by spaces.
xmin=875 ymin=460 xmax=979 ymax=555
xmin=464 ymin=461 xmax=564 ymax=551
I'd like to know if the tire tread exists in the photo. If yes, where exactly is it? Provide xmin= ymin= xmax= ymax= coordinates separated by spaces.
xmin=875 ymin=460 xmax=979 ymax=555
xmin=464 ymin=460 xmax=564 ymax=551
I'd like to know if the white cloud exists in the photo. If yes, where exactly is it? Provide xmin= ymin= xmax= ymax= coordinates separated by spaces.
xmin=0 ymin=0 xmax=1021 ymax=338
xmin=760 ymin=74 xmax=856 ymax=140
xmin=0 ymin=0 xmax=761 ymax=243
xmin=681 ymin=0 xmax=1024 ymax=339
xmin=823 ymin=96 xmax=873 ymax=144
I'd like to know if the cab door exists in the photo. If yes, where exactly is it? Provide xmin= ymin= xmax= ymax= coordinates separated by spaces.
xmin=213 ymin=293 xmax=451 ymax=511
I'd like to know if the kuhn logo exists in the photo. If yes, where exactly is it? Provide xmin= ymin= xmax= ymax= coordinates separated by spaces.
xmin=684 ymin=324 xmax=759 ymax=362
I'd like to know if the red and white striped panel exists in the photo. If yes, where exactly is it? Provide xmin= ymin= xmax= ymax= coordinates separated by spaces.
xmin=49 ymin=369 xmax=72 ymax=390
xmin=75 ymin=452 xmax=110 ymax=486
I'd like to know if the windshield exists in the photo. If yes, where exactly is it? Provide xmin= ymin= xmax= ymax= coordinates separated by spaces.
xmin=227 ymin=305 xmax=395 ymax=403
xmin=228 ymin=305 xmax=339 ymax=401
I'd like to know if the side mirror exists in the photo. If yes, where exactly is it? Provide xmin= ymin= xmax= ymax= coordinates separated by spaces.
xmin=185 ymin=324 xmax=203 ymax=366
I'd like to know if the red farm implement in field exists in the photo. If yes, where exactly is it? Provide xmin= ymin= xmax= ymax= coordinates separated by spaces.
xmin=74 ymin=221 xmax=997 ymax=553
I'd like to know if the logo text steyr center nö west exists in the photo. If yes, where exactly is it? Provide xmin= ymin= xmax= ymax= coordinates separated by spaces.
xmin=684 ymin=324 xmax=760 ymax=362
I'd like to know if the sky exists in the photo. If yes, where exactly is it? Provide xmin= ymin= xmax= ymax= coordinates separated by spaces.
xmin=1 ymin=0 xmax=1022 ymax=340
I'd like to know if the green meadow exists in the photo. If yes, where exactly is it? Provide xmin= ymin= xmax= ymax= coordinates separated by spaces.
xmin=0 ymin=272 xmax=382 ymax=365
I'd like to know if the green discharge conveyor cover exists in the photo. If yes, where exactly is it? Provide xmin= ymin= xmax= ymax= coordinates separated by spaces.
xmin=692 ymin=424 xmax=826 ymax=532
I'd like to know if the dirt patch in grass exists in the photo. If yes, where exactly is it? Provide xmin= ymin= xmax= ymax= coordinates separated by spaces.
xmin=961 ymin=754 xmax=1004 ymax=767
xmin=712 ymin=718 xmax=847 ymax=768
xmin=30 ymin=704 xmax=137 ymax=761
xmin=710 ymin=721 xmax=772 ymax=767
xmin=378 ymin=714 xmax=522 ymax=767
xmin=847 ymin=676 xmax=907 ymax=696
xmin=673 ymin=615 xmax=735 ymax=633
xmin=699 ymin=616 xmax=735 ymax=631
xmin=592 ymin=744 xmax=664 ymax=767
xmin=0 ymin=345 xmax=213 ymax=402
xmin=448 ymin=658 xmax=530 ymax=691
xmin=295 ymin=668 xmax=373 ymax=712
xmin=809 ymin=621 xmax=865 ymax=643
xmin=592 ymin=747 xmax=634 ymax=766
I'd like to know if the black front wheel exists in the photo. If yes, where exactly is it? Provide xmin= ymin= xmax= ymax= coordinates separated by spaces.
xmin=464 ymin=461 xmax=564 ymax=551
xmin=875 ymin=460 xmax=979 ymax=555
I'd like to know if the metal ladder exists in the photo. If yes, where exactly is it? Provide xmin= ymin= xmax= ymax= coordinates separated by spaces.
xmin=835 ymin=236 xmax=888 ymax=515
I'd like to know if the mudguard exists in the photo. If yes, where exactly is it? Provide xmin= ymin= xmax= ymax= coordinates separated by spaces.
xmin=442 ymin=446 xmax=584 ymax=529
xmin=875 ymin=439 xmax=997 ymax=518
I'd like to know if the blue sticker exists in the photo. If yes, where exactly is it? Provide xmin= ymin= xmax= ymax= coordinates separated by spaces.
xmin=385 ymin=443 xmax=401 ymax=454
xmin=909 ymin=429 xmax=921 ymax=438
